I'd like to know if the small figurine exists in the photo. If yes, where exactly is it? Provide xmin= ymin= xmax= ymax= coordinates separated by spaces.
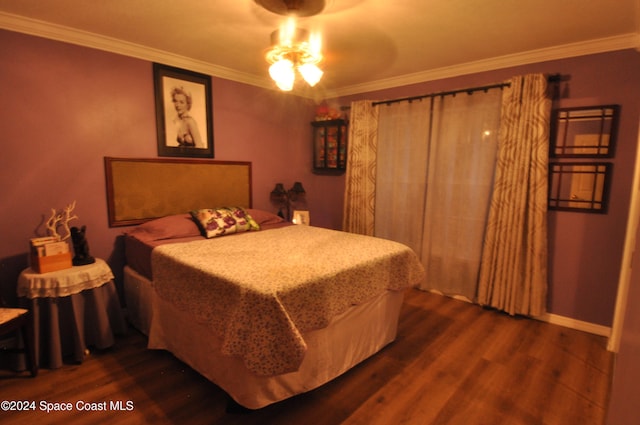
xmin=70 ymin=225 xmax=95 ymax=266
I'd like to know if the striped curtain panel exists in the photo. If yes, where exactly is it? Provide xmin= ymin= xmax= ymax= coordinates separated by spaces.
xmin=342 ymin=100 xmax=379 ymax=235
xmin=477 ymin=74 xmax=551 ymax=316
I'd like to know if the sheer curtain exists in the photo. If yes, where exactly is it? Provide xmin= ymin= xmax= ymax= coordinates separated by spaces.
xmin=375 ymin=91 xmax=502 ymax=300
xmin=375 ymin=100 xmax=431 ymax=252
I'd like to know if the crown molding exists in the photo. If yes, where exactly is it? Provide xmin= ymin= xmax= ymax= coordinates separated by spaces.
xmin=1 ymin=11 xmax=638 ymax=99
xmin=0 ymin=11 xmax=274 ymax=90
xmin=329 ymin=32 xmax=640 ymax=98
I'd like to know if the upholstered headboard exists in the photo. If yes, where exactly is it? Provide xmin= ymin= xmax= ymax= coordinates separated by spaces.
xmin=104 ymin=157 xmax=252 ymax=227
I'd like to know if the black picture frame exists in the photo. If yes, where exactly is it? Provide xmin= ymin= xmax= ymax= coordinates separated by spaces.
xmin=550 ymin=105 xmax=620 ymax=158
xmin=153 ymin=63 xmax=214 ymax=158
xmin=548 ymin=162 xmax=612 ymax=214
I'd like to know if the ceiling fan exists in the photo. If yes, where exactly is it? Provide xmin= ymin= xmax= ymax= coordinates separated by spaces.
xmin=254 ymin=0 xmax=326 ymax=17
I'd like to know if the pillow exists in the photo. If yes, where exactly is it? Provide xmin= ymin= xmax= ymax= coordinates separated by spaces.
xmin=124 ymin=214 xmax=202 ymax=242
xmin=190 ymin=207 xmax=260 ymax=238
xmin=245 ymin=208 xmax=285 ymax=226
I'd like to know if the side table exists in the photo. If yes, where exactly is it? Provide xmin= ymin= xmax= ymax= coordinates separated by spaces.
xmin=17 ymin=258 xmax=126 ymax=369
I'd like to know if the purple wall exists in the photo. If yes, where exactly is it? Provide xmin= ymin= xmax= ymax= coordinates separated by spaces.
xmin=333 ymin=50 xmax=640 ymax=328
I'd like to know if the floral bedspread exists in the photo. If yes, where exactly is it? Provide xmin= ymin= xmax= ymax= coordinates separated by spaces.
xmin=151 ymin=225 xmax=425 ymax=376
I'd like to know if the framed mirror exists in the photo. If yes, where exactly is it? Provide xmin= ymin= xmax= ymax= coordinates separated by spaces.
xmin=550 ymin=105 xmax=620 ymax=158
xmin=548 ymin=162 xmax=612 ymax=213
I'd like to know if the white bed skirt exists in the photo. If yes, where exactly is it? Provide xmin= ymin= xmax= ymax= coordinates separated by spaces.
xmin=123 ymin=266 xmax=404 ymax=409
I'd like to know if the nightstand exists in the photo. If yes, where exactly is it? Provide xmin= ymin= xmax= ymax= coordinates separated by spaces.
xmin=17 ymin=258 xmax=126 ymax=368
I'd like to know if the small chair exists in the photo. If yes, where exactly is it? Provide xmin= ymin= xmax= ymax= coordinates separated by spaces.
xmin=0 ymin=308 xmax=38 ymax=377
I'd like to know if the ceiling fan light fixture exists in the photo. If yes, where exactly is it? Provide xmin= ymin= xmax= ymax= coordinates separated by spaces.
xmin=265 ymin=18 xmax=323 ymax=91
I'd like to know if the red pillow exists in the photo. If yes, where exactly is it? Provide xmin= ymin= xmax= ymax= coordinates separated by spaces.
xmin=245 ymin=209 xmax=285 ymax=226
xmin=125 ymin=214 xmax=201 ymax=242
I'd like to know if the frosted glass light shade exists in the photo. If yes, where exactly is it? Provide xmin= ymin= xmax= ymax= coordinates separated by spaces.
xmin=269 ymin=59 xmax=295 ymax=91
xmin=299 ymin=63 xmax=323 ymax=87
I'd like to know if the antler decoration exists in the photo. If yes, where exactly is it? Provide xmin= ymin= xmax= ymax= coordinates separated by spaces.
xmin=60 ymin=201 xmax=78 ymax=241
xmin=45 ymin=201 xmax=78 ymax=241
xmin=45 ymin=208 xmax=63 ymax=241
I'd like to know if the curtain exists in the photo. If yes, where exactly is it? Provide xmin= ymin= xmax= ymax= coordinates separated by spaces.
xmin=375 ymin=91 xmax=502 ymax=300
xmin=375 ymin=100 xmax=431 ymax=252
xmin=342 ymin=100 xmax=379 ymax=235
xmin=344 ymin=74 xmax=550 ymax=313
xmin=477 ymin=74 xmax=551 ymax=316
xmin=421 ymin=93 xmax=502 ymax=300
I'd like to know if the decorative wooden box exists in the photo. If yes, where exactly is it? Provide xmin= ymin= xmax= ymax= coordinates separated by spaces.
xmin=29 ymin=239 xmax=73 ymax=273
xmin=30 ymin=252 xmax=73 ymax=274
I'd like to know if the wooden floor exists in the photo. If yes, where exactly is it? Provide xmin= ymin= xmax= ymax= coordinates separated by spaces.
xmin=0 ymin=289 xmax=614 ymax=425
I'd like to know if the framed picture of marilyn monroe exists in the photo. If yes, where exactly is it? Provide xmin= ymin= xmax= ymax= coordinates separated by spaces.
xmin=153 ymin=63 xmax=214 ymax=158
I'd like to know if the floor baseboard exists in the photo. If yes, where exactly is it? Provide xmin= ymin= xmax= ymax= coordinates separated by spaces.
xmin=536 ymin=312 xmax=611 ymax=338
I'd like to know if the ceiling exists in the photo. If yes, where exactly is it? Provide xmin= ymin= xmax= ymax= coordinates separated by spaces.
xmin=0 ymin=0 xmax=638 ymax=97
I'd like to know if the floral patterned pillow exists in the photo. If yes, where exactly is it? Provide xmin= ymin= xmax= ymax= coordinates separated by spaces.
xmin=190 ymin=207 xmax=260 ymax=238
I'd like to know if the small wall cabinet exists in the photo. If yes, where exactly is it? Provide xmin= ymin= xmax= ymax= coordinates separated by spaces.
xmin=312 ymin=119 xmax=348 ymax=174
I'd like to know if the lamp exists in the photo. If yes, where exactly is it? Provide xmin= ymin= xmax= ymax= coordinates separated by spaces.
xmin=266 ymin=18 xmax=323 ymax=91
xmin=270 ymin=182 xmax=307 ymax=220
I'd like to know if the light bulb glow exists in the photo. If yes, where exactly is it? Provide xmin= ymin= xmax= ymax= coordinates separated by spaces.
xmin=269 ymin=59 xmax=294 ymax=91
xmin=309 ymin=32 xmax=322 ymax=55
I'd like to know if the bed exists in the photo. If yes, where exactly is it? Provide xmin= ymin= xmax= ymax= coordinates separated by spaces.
xmin=107 ymin=157 xmax=425 ymax=409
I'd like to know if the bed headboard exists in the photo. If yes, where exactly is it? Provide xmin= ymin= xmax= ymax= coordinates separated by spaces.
xmin=104 ymin=157 xmax=252 ymax=227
